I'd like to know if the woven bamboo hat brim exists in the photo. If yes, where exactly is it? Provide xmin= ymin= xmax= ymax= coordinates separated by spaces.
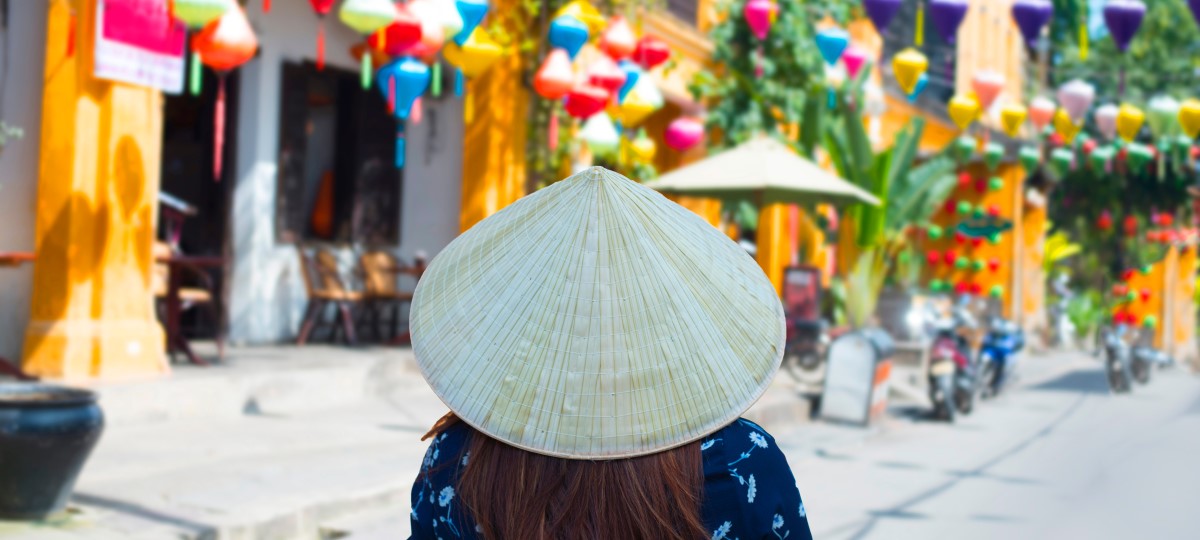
xmin=411 ymin=167 xmax=785 ymax=459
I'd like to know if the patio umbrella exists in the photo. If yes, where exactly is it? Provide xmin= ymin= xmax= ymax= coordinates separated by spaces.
xmin=644 ymin=137 xmax=880 ymax=207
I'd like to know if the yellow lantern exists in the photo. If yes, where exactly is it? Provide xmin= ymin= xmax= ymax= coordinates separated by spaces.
xmin=554 ymin=0 xmax=606 ymax=36
xmin=948 ymin=94 xmax=981 ymax=131
xmin=610 ymin=89 xmax=656 ymax=127
xmin=1115 ymin=103 xmax=1145 ymax=142
xmin=999 ymin=103 xmax=1027 ymax=138
xmin=1178 ymin=99 xmax=1200 ymax=139
xmin=891 ymin=48 xmax=927 ymax=95
xmin=630 ymin=133 xmax=657 ymax=162
xmin=1053 ymin=108 xmax=1082 ymax=143
xmin=443 ymin=29 xmax=504 ymax=78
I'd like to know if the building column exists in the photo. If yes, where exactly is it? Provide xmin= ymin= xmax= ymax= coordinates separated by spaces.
xmin=22 ymin=0 xmax=167 ymax=380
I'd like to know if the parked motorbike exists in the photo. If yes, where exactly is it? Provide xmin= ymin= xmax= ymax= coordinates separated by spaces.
xmin=977 ymin=316 xmax=1024 ymax=399
xmin=1102 ymin=324 xmax=1134 ymax=394
xmin=924 ymin=298 xmax=978 ymax=422
xmin=781 ymin=319 xmax=830 ymax=391
xmin=1129 ymin=328 xmax=1173 ymax=385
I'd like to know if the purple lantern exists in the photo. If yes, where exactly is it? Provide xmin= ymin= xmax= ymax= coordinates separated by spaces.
xmin=863 ymin=0 xmax=903 ymax=34
xmin=1191 ymin=0 xmax=1200 ymax=27
xmin=1103 ymin=0 xmax=1146 ymax=53
xmin=929 ymin=0 xmax=969 ymax=45
xmin=1012 ymin=0 xmax=1053 ymax=47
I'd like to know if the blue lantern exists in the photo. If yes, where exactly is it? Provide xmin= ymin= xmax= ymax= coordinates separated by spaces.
xmin=906 ymin=73 xmax=928 ymax=103
xmin=548 ymin=16 xmax=589 ymax=59
xmin=815 ymin=28 xmax=850 ymax=66
xmin=617 ymin=60 xmax=641 ymax=104
xmin=454 ymin=0 xmax=489 ymax=46
xmin=376 ymin=57 xmax=431 ymax=167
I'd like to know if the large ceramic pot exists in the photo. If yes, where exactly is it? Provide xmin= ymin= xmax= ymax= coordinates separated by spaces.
xmin=0 ymin=383 xmax=104 ymax=520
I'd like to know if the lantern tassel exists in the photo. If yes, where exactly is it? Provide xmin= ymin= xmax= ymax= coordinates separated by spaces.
xmin=190 ymin=51 xmax=203 ymax=95
xmin=915 ymin=1 xmax=924 ymax=46
xmin=395 ymin=124 xmax=406 ymax=168
xmin=755 ymin=45 xmax=764 ymax=78
xmin=431 ymin=61 xmax=442 ymax=97
xmin=548 ymin=111 xmax=559 ymax=151
xmin=1079 ymin=7 xmax=1088 ymax=61
xmin=213 ymin=75 xmax=227 ymax=181
xmin=388 ymin=77 xmax=396 ymax=113
xmin=411 ymin=97 xmax=423 ymax=125
xmin=455 ymin=69 xmax=464 ymax=97
xmin=317 ymin=19 xmax=326 ymax=71
xmin=361 ymin=52 xmax=372 ymax=89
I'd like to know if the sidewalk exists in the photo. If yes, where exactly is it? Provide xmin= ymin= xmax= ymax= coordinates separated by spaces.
xmin=0 ymin=345 xmax=1091 ymax=539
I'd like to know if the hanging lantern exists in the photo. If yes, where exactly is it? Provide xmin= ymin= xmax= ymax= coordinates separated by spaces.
xmin=1000 ymin=103 xmax=1027 ymax=138
xmin=954 ymin=136 xmax=977 ymax=161
xmin=1049 ymin=148 xmax=1074 ymax=176
xmin=369 ymin=5 xmax=423 ymax=56
xmin=339 ymin=0 xmax=399 ymax=89
xmin=308 ymin=0 xmax=337 ymax=70
xmin=534 ymin=49 xmax=574 ymax=99
xmin=842 ymin=47 xmax=869 ymax=79
xmin=989 ymin=177 xmax=1004 ymax=191
xmin=599 ymin=16 xmax=637 ymax=59
xmin=944 ymin=251 xmax=959 ymax=265
xmin=1094 ymin=104 xmax=1119 ymax=140
xmin=1019 ymin=146 xmax=1040 ymax=170
xmin=430 ymin=0 xmax=464 ymax=41
xmin=1029 ymin=97 xmax=1056 ymax=132
xmin=632 ymin=74 xmax=664 ymax=110
xmin=971 ymin=71 xmax=1005 ymax=111
xmin=630 ymin=130 xmax=657 ymax=162
xmin=442 ymin=28 xmax=503 ymax=78
xmin=633 ymin=36 xmax=671 ymax=70
xmin=565 ymin=84 xmax=610 ymax=119
xmin=948 ymin=94 xmax=980 ymax=131
xmin=616 ymin=60 xmax=642 ymax=104
xmin=891 ymin=48 xmax=928 ymax=95
xmin=984 ymin=143 xmax=1004 ymax=171
xmin=192 ymin=7 xmax=258 ymax=181
xmin=453 ymin=0 xmax=489 ymax=45
xmin=744 ymin=0 xmax=776 ymax=77
xmin=1097 ymin=210 xmax=1114 ymax=231
xmin=610 ymin=89 xmax=656 ymax=126
xmin=815 ymin=28 xmax=850 ymax=66
xmin=1178 ymin=99 xmax=1200 ymax=139
xmin=1011 ymin=0 xmax=1053 ymax=48
xmin=926 ymin=251 xmax=942 ymax=266
xmin=1103 ymin=0 xmax=1146 ymax=53
xmin=172 ymin=0 xmax=235 ymax=96
xmin=664 ymin=117 xmax=704 ymax=151
xmin=863 ymin=0 xmax=904 ymax=35
xmin=927 ymin=224 xmax=944 ymax=240
xmin=1057 ymin=79 xmax=1095 ymax=123
xmin=987 ymin=258 xmax=1001 ymax=272
xmin=554 ymin=0 xmax=606 ymax=36
xmin=906 ymin=73 xmax=928 ymax=103
xmin=1147 ymin=96 xmax=1182 ymax=141
xmin=1126 ymin=142 xmax=1153 ymax=171
xmin=548 ymin=16 xmax=589 ymax=59
xmin=1116 ymin=104 xmax=1145 ymax=142
xmin=400 ymin=0 xmax=446 ymax=58
xmin=581 ymin=112 xmax=620 ymax=157
xmin=376 ymin=57 xmax=431 ymax=167
xmin=1053 ymin=109 xmax=1082 ymax=144
xmin=586 ymin=56 xmax=627 ymax=98
xmin=929 ymin=0 xmax=969 ymax=44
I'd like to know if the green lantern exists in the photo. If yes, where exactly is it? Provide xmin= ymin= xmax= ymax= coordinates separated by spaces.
xmin=989 ymin=284 xmax=1004 ymax=297
xmin=955 ymin=135 xmax=977 ymax=161
xmin=988 ymin=177 xmax=1004 ymax=191
xmin=983 ymin=142 xmax=1004 ymax=171
xmin=1050 ymin=148 xmax=1073 ymax=177
xmin=927 ymin=224 xmax=944 ymax=240
xmin=957 ymin=201 xmax=972 ymax=215
xmin=929 ymin=279 xmax=945 ymax=292
xmin=1126 ymin=143 xmax=1153 ymax=172
xmin=972 ymin=206 xmax=985 ymax=219
xmin=971 ymin=259 xmax=985 ymax=272
xmin=954 ymin=257 xmax=969 ymax=270
xmin=1143 ymin=315 xmax=1158 ymax=328
xmin=1018 ymin=145 xmax=1040 ymax=171
xmin=988 ymin=233 xmax=1001 ymax=245
xmin=1088 ymin=146 xmax=1114 ymax=171
xmin=1125 ymin=291 xmax=1137 ymax=303
xmin=1140 ymin=265 xmax=1152 ymax=275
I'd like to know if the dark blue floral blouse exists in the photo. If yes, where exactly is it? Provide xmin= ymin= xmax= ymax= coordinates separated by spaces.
xmin=409 ymin=418 xmax=812 ymax=540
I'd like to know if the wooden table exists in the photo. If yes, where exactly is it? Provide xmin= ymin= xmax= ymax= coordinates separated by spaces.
xmin=0 ymin=252 xmax=35 ymax=379
xmin=159 ymin=254 xmax=224 ymax=366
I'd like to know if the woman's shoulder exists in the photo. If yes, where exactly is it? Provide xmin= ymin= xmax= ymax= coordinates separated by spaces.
xmin=420 ymin=420 xmax=473 ymax=472
xmin=700 ymin=418 xmax=777 ymax=456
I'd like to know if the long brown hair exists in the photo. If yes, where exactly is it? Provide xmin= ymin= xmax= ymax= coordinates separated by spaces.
xmin=423 ymin=413 xmax=708 ymax=539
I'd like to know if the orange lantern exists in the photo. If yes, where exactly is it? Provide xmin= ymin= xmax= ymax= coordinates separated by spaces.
xmin=193 ymin=7 xmax=258 ymax=181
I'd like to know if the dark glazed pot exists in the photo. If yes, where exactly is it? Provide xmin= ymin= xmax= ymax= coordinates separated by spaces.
xmin=0 ymin=383 xmax=103 ymax=520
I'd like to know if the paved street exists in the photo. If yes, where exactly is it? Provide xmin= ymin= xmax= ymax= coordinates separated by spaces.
xmin=785 ymin=358 xmax=1200 ymax=540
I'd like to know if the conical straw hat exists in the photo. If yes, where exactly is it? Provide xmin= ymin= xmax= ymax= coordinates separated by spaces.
xmin=411 ymin=167 xmax=785 ymax=459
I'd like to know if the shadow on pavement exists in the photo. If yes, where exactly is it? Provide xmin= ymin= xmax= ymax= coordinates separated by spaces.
xmin=72 ymin=492 xmax=210 ymax=534
xmin=1028 ymin=369 xmax=1110 ymax=395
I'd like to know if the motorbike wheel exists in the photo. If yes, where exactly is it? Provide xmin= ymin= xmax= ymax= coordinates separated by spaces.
xmin=955 ymin=386 xmax=976 ymax=415
xmin=978 ymin=363 xmax=996 ymax=400
xmin=1132 ymin=357 xmax=1152 ymax=385
xmin=937 ymin=375 xmax=956 ymax=422
xmin=1107 ymin=353 xmax=1131 ymax=394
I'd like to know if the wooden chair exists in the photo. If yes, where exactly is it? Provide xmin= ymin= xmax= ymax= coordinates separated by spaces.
xmin=358 ymin=251 xmax=426 ymax=341
xmin=153 ymin=241 xmax=225 ymax=361
xmin=296 ymin=246 xmax=365 ymax=345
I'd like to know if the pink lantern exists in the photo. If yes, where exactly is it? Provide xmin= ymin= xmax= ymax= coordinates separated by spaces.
xmin=971 ymin=70 xmax=1005 ymax=110
xmin=1056 ymin=79 xmax=1095 ymax=122
xmin=1029 ymin=96 xmax=1055 ymax=131
xmin=842 ymin=46 xmax=869 ymax=78
xmin=744 ymin=0 xmax=775 ymax=40
xmin=586 ymin=55 xmax=626 ymax=97
xmin=664 ymin=117 xmax=704 ymax=151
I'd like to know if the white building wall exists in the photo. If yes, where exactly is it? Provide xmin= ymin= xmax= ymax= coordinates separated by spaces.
xmin=227 ymin=2 xmax=463 ymax=345
xmin=0 ymin=3 xmax=48 ymax=360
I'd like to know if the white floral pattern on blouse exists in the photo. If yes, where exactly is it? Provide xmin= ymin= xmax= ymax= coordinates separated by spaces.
xmin=408 ymin=418 xmax=812 ymax=540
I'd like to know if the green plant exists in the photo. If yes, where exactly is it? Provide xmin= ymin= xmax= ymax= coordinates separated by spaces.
xmin=842 ymin=247 xmax=887 ymax=328
xmin=1042 ymin=231 xmax=1082 ymax=274
xmin=1065 ymin=289 xmax=1105 ymax=342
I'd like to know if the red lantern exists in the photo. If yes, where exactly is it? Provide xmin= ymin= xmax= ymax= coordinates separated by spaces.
xmin=1048 ymin=132 xmax=1064 ymax=147
xmin=944 ymin=251 xmax=958 ymax=265
xmin=974 ymin=178 xmax=988 ymax=193
xmin=987 ymin=258 xmax=1000 ymax=272
xmin=1159 ymin=213 xmax=1175 ymax=227
xmin=192 ymin=7 xmax=258 ymax=181
xmin=599 ymin=16 xmax=637 ymax=59
xmin=564 ymin=84 xmax=609 ymax=119
xmin=1082 ymin=139 xmax=1096 ymax=155
xmin=1120 ymin=269 xmax=1135 ymax=282
xmin=1139 ymin=288 xmax=1151 ymax=302
xmin=310 ymin=0 xmax=337 ymax=70
xmin=633 ymin=36 xmax=671 ymax=69
xmin=926 ymin=250 xmax=941 ymax=265
xmin=954 ymin=282 xmax=969 ymax=295
xmin=986 ymin=205 xmax=1001 ymax=217
xmin=1097 ymin=210 xmax=1113 ymax=231
xmin=534 ymin=49 xmax=574 ymax=99
xmin=1122 ymin=215 xmax=1138 ymax=237
xmin=969 ymin=282 xmax=983 ymax=295
xmin=944 ymin=198 xmax=958 ymax=214
xmin=970 ymin=237 xmax=983 ymax=248
xmin=1112 ymin=284 xmax=1128 ymax=297
xmin=954 ymin=231 xmax=967 ymax=245
xmin=368 ymin=6 xmax=424 ymax=56
xmin=586 ymin=56 xmax=627 ymax=97
xmin=957 ymin=172 xmax=972 ymax=189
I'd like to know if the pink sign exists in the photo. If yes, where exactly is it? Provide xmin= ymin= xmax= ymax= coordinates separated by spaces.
xmin=94 ymin=0 xmax=186 ymax=93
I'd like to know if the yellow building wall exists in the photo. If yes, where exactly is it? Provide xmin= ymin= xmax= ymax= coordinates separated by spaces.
xmin=23 ymin=0 xmax=167 ymax=380
xmin=1119 ymin=246 xmax=1197 ymax=359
